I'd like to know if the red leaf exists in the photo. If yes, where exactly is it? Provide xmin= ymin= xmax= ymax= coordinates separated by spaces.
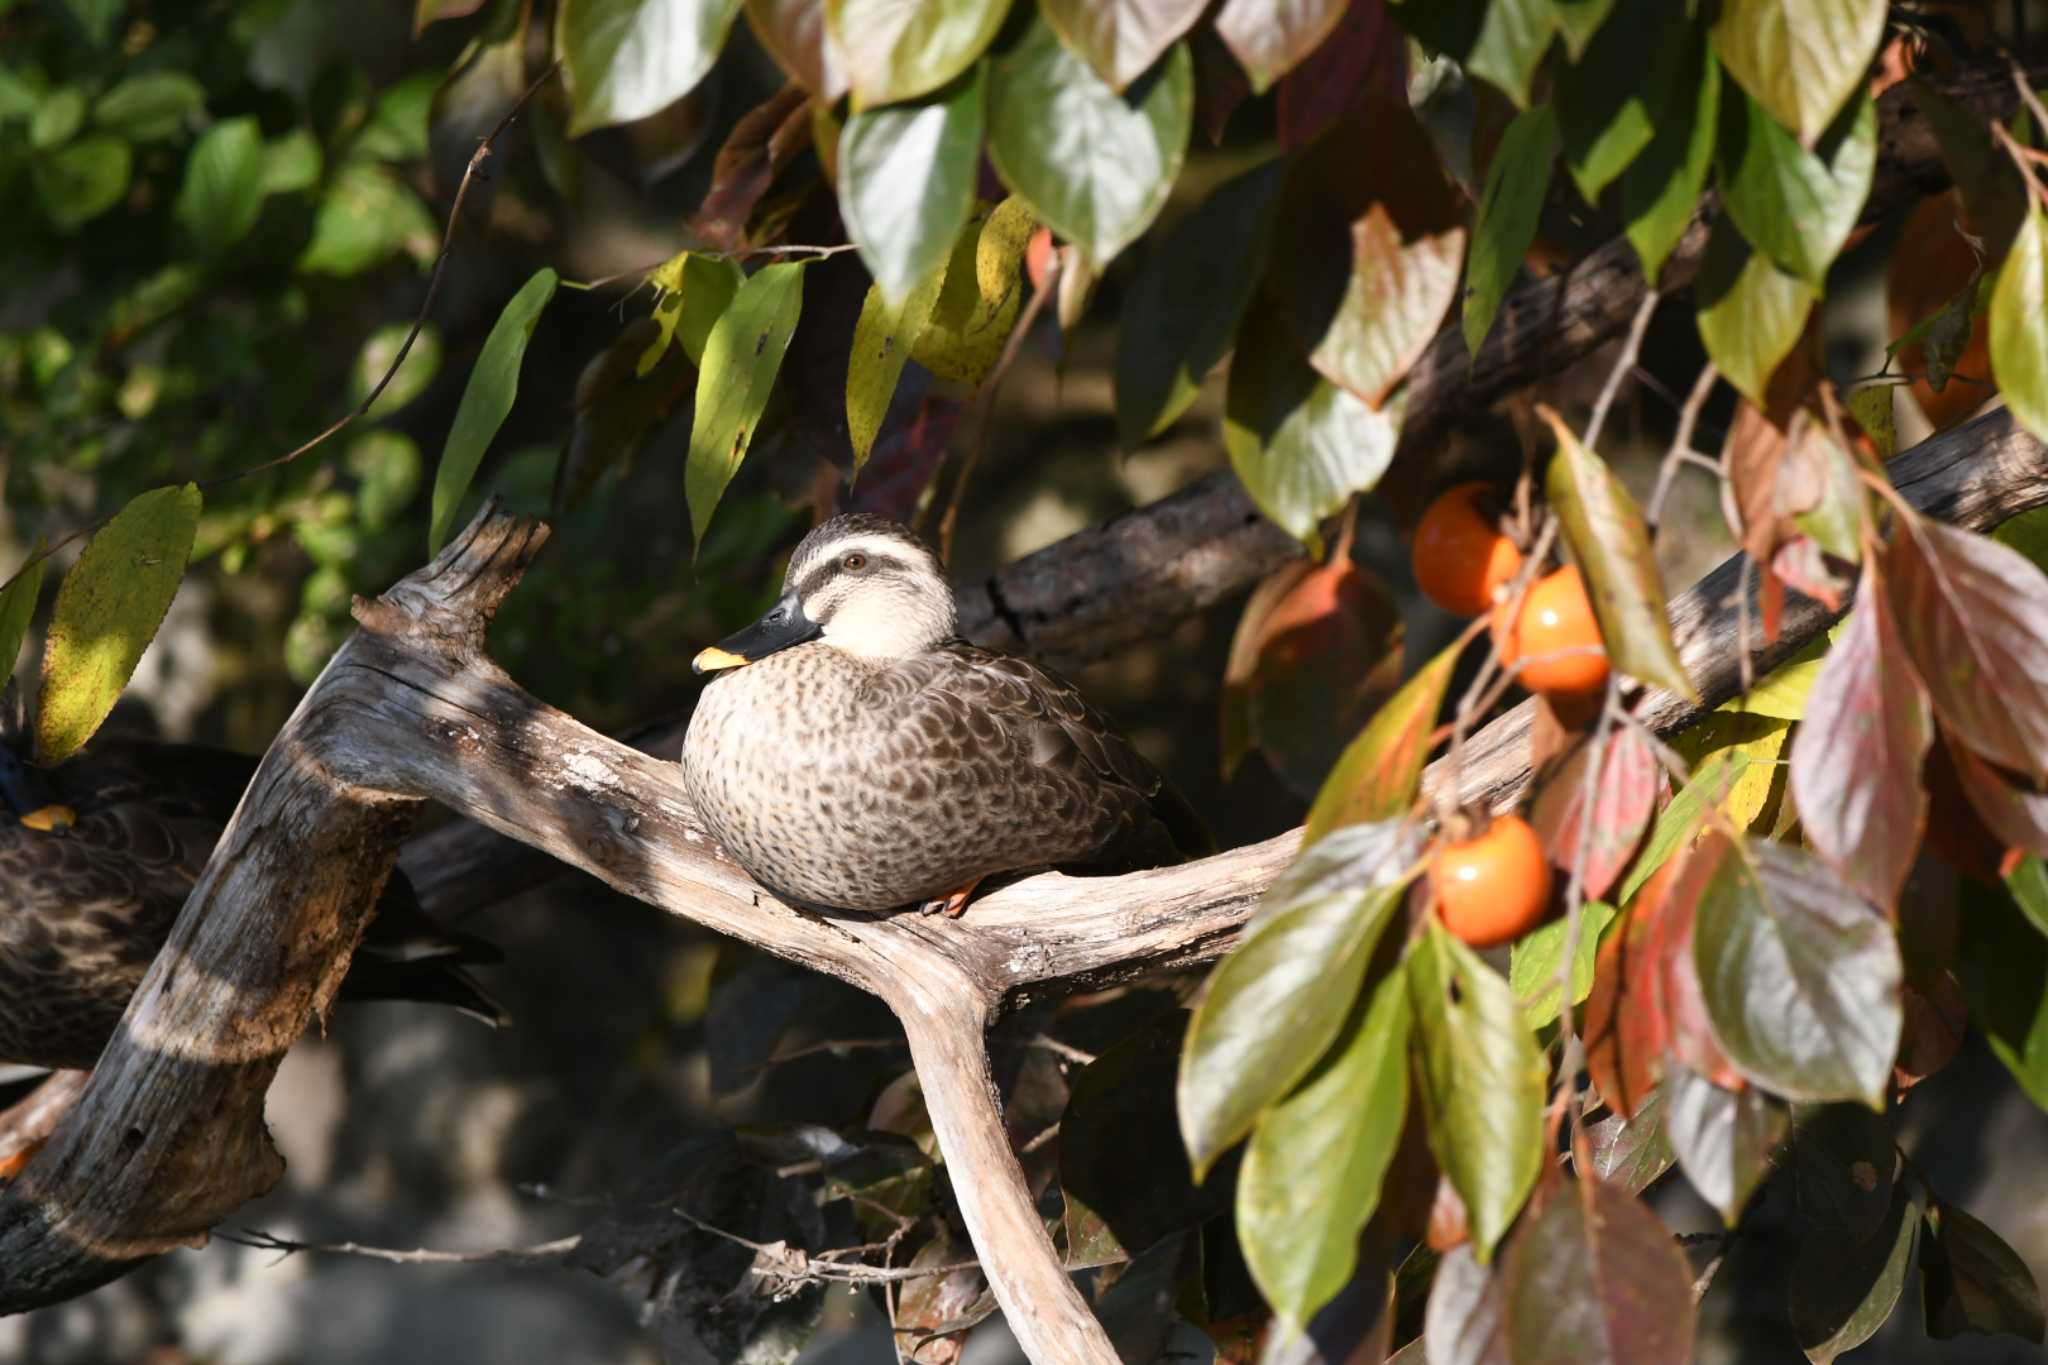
xmin=1191 ymin=25 xmax=1252 ymax=145
xmin=1922 ymin=734 xmax=2012 ymax=883
xmin=1772 ymin=534 xmax=1850 ymax=610
xmin=684 ymin=84 xmax=815 ymax=251
xmin=1645 ymin=848 xmax=1746 ymax=1092
xmin=1789 ymin=569 xmax=1934 ymax=910
xmin=1887 ymin=514 xmax=2048 ymax=783
xmin=1947 ymin=736 xmax=2048 ymax=862
xmin=1530 ymin=726 xmax=1663 ymax=901
xmin=1275 ymin=0 xmax=1406 ymax=149
xmin=1894 ymin=973 xmax=1968 ymax=1092
xmin=1501 ymin=1172 xmax=1698 ymax=1365
xmin=845 ymin=395 xmax=962 ymax=523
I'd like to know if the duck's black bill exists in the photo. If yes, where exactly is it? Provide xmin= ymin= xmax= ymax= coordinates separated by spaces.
xmin=693 ymin=590 xmax=821 ymax=674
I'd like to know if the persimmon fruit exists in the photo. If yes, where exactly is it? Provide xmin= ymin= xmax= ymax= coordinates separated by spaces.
xmin=1494 ymin=564 xmax=1609 ymax=697
xmin=1434 ymin=814 xmax=1553 ymax=948
xmin=1412 ymin=482 xmax=1523 ymax=616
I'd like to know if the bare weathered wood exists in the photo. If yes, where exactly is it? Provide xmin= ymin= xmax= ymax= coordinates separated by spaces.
xmin=957 ymin=58 xmax=2037 ymax=671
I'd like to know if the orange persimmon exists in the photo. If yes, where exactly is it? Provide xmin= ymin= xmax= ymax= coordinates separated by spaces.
xmin=1411 ymin=482 xmax=1523 ymax=617
xmin=1434 ymin=815 xmax=1553 ymax=948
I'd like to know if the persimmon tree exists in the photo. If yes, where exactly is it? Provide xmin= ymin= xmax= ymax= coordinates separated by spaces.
xmin=7 ymin=0 xmax=2048 ymax=1362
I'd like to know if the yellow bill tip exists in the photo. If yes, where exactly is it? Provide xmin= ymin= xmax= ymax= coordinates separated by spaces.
xmin=19 ymin=804 xmax=76 ymax=832
xmin=692 ymin=647 xmax=750 ymax=675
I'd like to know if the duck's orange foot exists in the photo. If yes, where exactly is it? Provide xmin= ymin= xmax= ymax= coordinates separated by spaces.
xmin=920 ymin=879 xmax=983 ymax=918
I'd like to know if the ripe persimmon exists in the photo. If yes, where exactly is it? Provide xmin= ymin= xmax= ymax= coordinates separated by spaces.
xmin=1494 ymin=564 xmax=1609 ymax=697
xmin=1411 ymin=482 xmax=1523 ymax=617
xmin=1434 ymin=815 xmax=1553 ymax=948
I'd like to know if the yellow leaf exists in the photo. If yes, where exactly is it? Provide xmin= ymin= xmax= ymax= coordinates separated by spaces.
xmin=912 ymin=196 xmax=1035 ymax=384
xmin=847 ymin=262 xmax=949 ymax=474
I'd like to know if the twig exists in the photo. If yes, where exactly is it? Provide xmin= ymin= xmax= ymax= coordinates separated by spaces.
xmin=1646 ymin=363 xmax=1720 ymax=530
xmin=933 ymin=254 xmax=1060 ymax=566
xmin=220 ymin=1227 xmax=582 ymax=1266
xmin=1582 ymin=292 xmax=1660 ymax=450
xmin=566 ymin=242 xmax=862 ymax=293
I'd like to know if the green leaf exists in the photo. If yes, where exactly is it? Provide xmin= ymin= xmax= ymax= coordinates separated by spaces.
xmin=1542 ymin=409 xmax=1697 ymax=698
xmin=1178 ymin=818 xmax=1422 ymax=1177
xmin=92 ymin=72 xmax=203 ymax=141
xmin=1620 ymin=34 xmax=1718 ymax=285
xmin=846 ymin=268 xmax=947 ymax=474
xmin=1410 ymin=919 xmax=1546 ymax=1261
xmin=262 ymin=128 xmax=323 ymax=194
xmin=1694 ymin=216 xmax=1814 ymax=405
xmin=1791 ymin=1180 xmax=1922 ymax=1364
xmin=1304 ymin=639 xmax=1458 ymax=843
xmin=1238 ymin=959 xmax=1411 ymax=1329
xmin=32 ymin=134 xmax=132 ymax=232
xmin=1991 ymin=206 xmax=2048 ymax=445
xmin=1688 ymin=831 xmax=1903 ymax=1104
xmin=175 ymin=116 xmax=266 ymax=262
xmin=36 ymin=485 xmax=202 ymax=764
xmin=1465 ymin=104 xmax=1557 ymax=360
xmin=30 ymin=86 xmax=85 ymax=149
xmin=0 ymin=549 xmax=47 ymax=692
xmin=351 ymin=323 xmax=443 ymax=420
xmin=829 ymin=0 xmax=1010 ymax=107
xmin=1717 ymin=86 xmax=1876 ymax=288
xmin=429 ymin=268 xmax=559 ymax=554
xmin=1212 ymin=0 xmax=1349 ymax=95
xmin=1710 ymin=0 xmax=1884 ymax=147
xmin=838 ymin=68 xmax=984 ymax=305
xmin=1466 ymin=0 xmax=1560 ymax=107
xmin=1115 ymin=157 xmax=1284 ymax=447
xmin=685 ymin=261 xmax=807 ymax=549
xmin=347 ymin=430 xmax=424 ymax=532
xmin=1303 ymin=206 xmax=1466 ymax=408
xmin=298 ymin=162 xmax=437 ymax=276
xmin=1956 ymin=868 xmax=2048 ymax=1111
xmin=557 ymin=0 xmax=745 ymax=134
xmin=1225 ymin=299 xmax=1403 ymax=548
xmin=1920 ymin=1201 xmax=2047 ymax=1343
xmin=1511 ymin=899 xmax=1618 ymax=1030
xmin=1041 ymin=0 xmax=1207 ymax=92
xmin=1555 ymin=0 xmax=1688 ymax=202
xmin=986 ymin=18 xmax=1191 ymax=267
xmin=416 ymin=0 xmax=487 ymax=32
xmin=1552 ymin=0 xmax=1617 ymax=58
xmin=640 ymin=251 xmax=745 ymax=375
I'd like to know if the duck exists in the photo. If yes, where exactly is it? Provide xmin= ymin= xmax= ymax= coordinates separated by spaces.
xmin=0 ymin=685 xmax=506 ymax=1073
xmin=680 ymin=513 xmax=1207 ymax=916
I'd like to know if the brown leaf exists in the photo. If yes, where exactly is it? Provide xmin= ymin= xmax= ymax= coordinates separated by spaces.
xmin=1724 ymin=398 xmax=1789 ymax=564
xmin=1584 ymin=894 xmax=1666 ymax=1119
xmin=1886 ymin=512 xmax=2048 ymax=783
xmin=1530 ymin=726 xmax=1663 ymax=902
xmin=1772 ymin=535 xmax=1851 ymax=611
xmin=1501 ymin=1172 xmax=1698 ymax=1365
xmin=1921 ymin=732 xmax=2012 ymax=885
xmin=1191 ymin=24 xmax=1252 ymax=145
xmin=1894 ymin=973 xmax=1968 ymax=1092
xmin=1275 ymin=0 xmax=1405 ymax=149
xmin=1214 ymin=0 xmax=1350 ymax=94
xmin=1789 ymin=568 xmax=1934 ymax=911
xmin=1947 ymin=736 xmax=2048 ymax=863
xmin=685 ymin=84 xmax=815 ymax=251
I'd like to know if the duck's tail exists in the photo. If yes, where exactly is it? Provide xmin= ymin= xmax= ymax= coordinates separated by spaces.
xmin=341 ymin=870 xmax=512 ymax=1028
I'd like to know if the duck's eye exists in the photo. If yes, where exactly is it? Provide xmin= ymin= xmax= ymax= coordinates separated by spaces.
xmin=843 ymin=553 xmax=868 ymax=572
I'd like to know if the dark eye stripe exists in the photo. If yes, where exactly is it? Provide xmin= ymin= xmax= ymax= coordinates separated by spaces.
xmin=794 ymin=552 xmax=909 ymax=603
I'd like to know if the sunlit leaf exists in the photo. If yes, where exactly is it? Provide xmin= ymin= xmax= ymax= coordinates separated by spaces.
xmin=1510 ymin=899 xmax=1618 ymax=1031
xmin=1694 ymin=217 xmax=1815 ymax=405
xmin=1718 ymin=87 xmax=1875 ymax=288
xmin=1115 ymin=158 xmax=1284 ymax=446
xmin=1211 ymin=0 xmax=1349 ymax=95
xmin=1921 ymin=1200 xmax=2048 ymax=1343
xmin=1710 ymin=0 xmax=1885 ymax=147
xmin=1620 ymin=34 xmax=1718 ymax=286
xmin=297 ymin=163 xmax=437 ymax=276
xmin=1410 ymin=919 xmax=1546 ymax=1261
xmin=640 ymin=251 xmax=745 ymax=375
xmin=37 ymin=485 xmax=201 ymax=763
xmin=744 ymin=0 xmax=848 ymax=99
xmin=1990 ymin=206 xmax=2048 ymax=444
xmin=1301 ymin=206 xmax=1464 ymax=408
xmin=1886 ymin=512 xmax=2048 ymax=783
xmin=1541 ymin=408 xmax=1697 ymax=698
xmin=838 ymin=69 xmax=983 ymax=305
xmin=1689 ymin=831 xmax=1903 ymax=1104
xmin=911 ymin=196 xmax=1034 ymax=383
xmin=557 ymin=0 xmax=744 ymax=134
xmin=429 ymin=268 xmax=558 ymax=554
xmin=1790 ymin=1180 xmax=1921 ymax=1364
xmin=1179 ymin=819 xmax=1422 ymax=1176
xmin=1424 ymin=1243 xmax=1510 ymax=1365
xmin=1582 ymin=1086 xmax=1676 ymax=1195
xmin=846 ymin=270 xmax=947 ymax=474
xmin=1555 ymin=0 xmax=1688 ymax=202
xmin=1532 ymin=726 xmax=1662 ymax=901
xmin=1040 ymin=0 xmax=1205 ymax=92
xmin=93 ymin=71 xmax=204 ymax=141
xmin=1465 ymin=104 xmax=1557 ymax=359
xmin=1502 ymin=1173 xmax=1698 ymax=1364
xmin=986 ymin=18 xmax=1191 ymax=267
xmin=1304 ymin=638 xmax=1458 ymax=843
xmin=1789 ymin=572 xmax=1931 ymax=909
xmin=829 ymin=0 xmax=1009 ymax=106
xmin=351 ymin=323 xmax=442 ymax=420
xmin=1239 ymin=960 xmax=1410 ymax=1328
xmin=685 ymin=261 xmax=806 ymax=548
xmin=1226 ymin=300 xmax=1402 ymax=549
xmin=1617 ymin=751 xmax=1746 ymax=905
xmin=1465 ymin=0 xmax=1559 ymax=108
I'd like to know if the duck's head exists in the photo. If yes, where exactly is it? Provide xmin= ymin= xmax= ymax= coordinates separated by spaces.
xmin=694 ymin=514 xmax=956 ymax=674
xmin=0 ymin=680 xmax=74 ymax=831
